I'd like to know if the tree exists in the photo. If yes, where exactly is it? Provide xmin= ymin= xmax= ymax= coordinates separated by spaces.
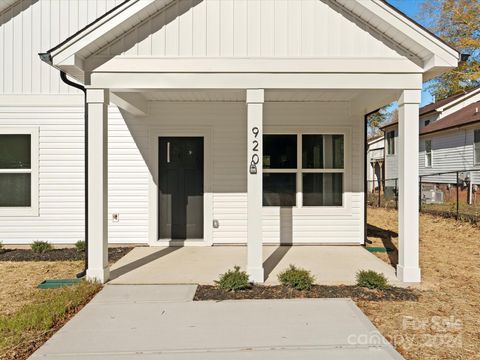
xmin=419 ymin=0 xmax=480 ymax=100
xmin=367 ymin=106 xmax=393 ymax=138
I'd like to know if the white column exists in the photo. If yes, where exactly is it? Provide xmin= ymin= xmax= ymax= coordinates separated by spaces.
xmin=397 ymin=89 xmax=421 ymax=283
xmin=246 ymin=89 xmax=264 ymax=283
xmin=86 ymin=89 xmax=109 ymax=283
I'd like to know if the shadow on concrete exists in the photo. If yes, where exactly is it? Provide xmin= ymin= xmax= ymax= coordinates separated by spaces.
xmin=110 ymin=247 xmax=182 ymax=280
xmin=263 ymin=246 xmax=292 ymax=281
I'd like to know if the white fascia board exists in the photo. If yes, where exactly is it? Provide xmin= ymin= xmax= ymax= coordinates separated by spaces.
xmin=338 ymin=0 xmax=459 ymax=71
xmin=50 ymin=0 xmax=159 ymax=67
xmin=438 ymin=88 xmax=480 ymax=112
xmin=92 ymin=72 xmax=423 ymax=91
xmin=94 ymin=57 xmax=424 ymax=74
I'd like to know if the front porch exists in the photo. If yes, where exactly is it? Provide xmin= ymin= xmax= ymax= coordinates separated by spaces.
xmin=108 ymin=245 xmax=398 ymax=285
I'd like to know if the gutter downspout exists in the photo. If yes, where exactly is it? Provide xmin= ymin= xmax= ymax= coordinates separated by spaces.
xmin=59 ymin=72 xmax=88 ymax=279
xmin=39 ymin=53 xmax=89 ymax=279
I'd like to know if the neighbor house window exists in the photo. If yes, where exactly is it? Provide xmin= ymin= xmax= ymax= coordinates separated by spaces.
xmin=475 ymin=129 xmax=480 ymax=165
xmin=263 ymin=133 xmax=344 ymax=207
xmin=425 ymin=139 xmax=432 ymax=168
xmin=0 ymin=128 xmax=38 ymax=216
xmin=386 ymin=131 xmax=395 ymax=155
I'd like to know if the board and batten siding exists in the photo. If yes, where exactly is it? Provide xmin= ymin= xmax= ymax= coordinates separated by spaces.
xmin=121 ymin=101 xmax=363 ymax=245
xmin=0 ymin=0 xmax=123 ymax=94
xmin=93 ymin=0 xmax=403 ymax=60
xmin=0 ymin=104 xmax=150 ymax=244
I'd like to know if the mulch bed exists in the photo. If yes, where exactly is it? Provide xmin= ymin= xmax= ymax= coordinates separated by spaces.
xmin=194 ymin=285 xmax=419 ymax=302
xmin=0 ymin=247 xmax=133 ymax=263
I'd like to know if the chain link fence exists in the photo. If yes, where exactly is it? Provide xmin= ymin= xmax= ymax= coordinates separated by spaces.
xmin=367 ymin=169 xmax=480 ymax=224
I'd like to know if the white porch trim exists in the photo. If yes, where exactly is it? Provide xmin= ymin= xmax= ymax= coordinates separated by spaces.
xmin=397 ymin=89 xmax=421 ymax=283
xmin=246 ymin=89 xmax=264 ymax=283
xmin=86 ymin=88 xmax=109 ymax=283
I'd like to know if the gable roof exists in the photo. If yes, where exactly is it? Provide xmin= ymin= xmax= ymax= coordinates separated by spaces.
xmin=420 ymin=101 xmax=480 ymax=136
xmin=380 ymin=87 xmax=480 ymax=130
xmin=40 ymin=0 xmax=459 ymax=83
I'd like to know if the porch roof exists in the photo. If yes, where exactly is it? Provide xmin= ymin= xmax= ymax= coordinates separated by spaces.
xmin=39 ymin=0 xmax=459 ymax=84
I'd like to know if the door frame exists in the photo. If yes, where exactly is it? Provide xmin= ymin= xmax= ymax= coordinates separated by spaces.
xmin=148 ymin=126 xmax=213 ymax=246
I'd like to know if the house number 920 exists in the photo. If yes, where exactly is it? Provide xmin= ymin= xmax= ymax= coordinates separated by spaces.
xmin=250 ymin=127 xmax=260 ymax=175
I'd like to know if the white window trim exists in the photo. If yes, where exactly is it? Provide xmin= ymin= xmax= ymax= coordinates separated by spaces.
xmin=425 ymin=139 xmax=433 ymax=168
xmin=262 ymin=126 xmax=351 ymax=215
xmin=474 ymin=129 xmax=480 ymax=166
xmin=0 ymin=127 xmax=39 ymax=217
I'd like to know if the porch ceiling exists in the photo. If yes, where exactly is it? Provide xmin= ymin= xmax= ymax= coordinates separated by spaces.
xmin=127 ymin=89 xmax=387 ymax=103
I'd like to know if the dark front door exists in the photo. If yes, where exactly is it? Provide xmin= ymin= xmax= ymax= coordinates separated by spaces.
xmin=159 ymin=137 xmax=204 ymax=239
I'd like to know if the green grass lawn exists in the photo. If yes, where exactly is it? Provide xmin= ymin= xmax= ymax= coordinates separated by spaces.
xmin=0 ymin=280 xmax=100 ymax=360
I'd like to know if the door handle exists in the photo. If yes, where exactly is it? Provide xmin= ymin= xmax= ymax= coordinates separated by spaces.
xmin=167 ymin=141 xmax=170 ymax=163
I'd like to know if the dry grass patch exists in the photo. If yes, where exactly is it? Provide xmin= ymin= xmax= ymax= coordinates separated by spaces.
xmin=0 ymin=261 xmax=100 ymax=360
xmin=0 ymin=261 xmax=83 ymax=316
xmin=362 ymin=208 xmax=480 ymax=359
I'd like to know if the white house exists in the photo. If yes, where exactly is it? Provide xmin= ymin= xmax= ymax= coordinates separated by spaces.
xmin=366 ymin=135 xmax=384 ymax=192
xmin=0 ymin=0 xmax=458 ymax=283
xmin=382 ymin=87 xmax=480 ymax=187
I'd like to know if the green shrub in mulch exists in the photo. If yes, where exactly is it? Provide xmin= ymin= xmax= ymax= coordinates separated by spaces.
xmin=278 ymin=265 xmax=315 ymax=291
xmin=216 ymin=266 xmax=250 ymax=291
xmin=0 ymin=241 xmax=4 ymax=254
xmin=75 ymin=240 xmax=86 ymax=252
xmin=31 ymin=241 xmax=52 ymax=254
xmin=356 ymin=270 xmax=389 ymax=290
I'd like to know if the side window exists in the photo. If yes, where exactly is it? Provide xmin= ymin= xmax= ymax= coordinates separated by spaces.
xmin=386 ymin=131 xmax=395 ymax=155
xmin=425 ymin=139 xmax=432 ymax=168
xmin=475 ymin=129 xmax=480 ymax=165
xmin=0 ymin=128 xmax=38 ymax=216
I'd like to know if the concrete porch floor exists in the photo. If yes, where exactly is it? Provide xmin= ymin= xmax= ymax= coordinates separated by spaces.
xmin=109 ymin=246 xmax=398 ymax=285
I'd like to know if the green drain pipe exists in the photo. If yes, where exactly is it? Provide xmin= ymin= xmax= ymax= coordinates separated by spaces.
xmin=367 ymin=247 xmax=393 ymax=253
xmin=37 ymin=279 xmax=81 ymax=289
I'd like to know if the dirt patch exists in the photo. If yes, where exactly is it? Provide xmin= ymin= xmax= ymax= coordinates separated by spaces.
xmin=195 ymin=284 xmax=419 ymax=302
xmin=0 ymin=247 xmax=133 ymax=263
xmin=362 ymin=208 xmax=480 ymax=360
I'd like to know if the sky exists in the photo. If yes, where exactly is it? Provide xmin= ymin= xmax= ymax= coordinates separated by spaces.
xmin=387 ymin=0 xmax=435 ymax=106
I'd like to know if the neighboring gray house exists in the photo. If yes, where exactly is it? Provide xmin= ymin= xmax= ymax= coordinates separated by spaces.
xmin=382 ymin=88 xmax=480 ymax=193
xmin=366 ymin=135 xmax=384 ymax=192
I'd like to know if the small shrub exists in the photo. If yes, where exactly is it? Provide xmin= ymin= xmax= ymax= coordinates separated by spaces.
xmin=216 ymin=266 xmax=250 ymax=291
xmin=356 ymin=270 xmax=389 ymax=290
xmin=31 ymin=241 xmax=52 ymax=254
xmin=278 ymin=265 xmax=315 ymax=291
xmin=0 ymin=241 xmax=3 ymax=253
xmin=75 ymin=240 xmax=86 ymax=252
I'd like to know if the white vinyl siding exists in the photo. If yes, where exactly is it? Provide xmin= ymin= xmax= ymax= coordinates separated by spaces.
xmin=0 ymin=103 xmax=150 ymax=244
xmin=419 ymin=129 xmax=479 ymax=184
xmin=117 ymin=101 xmax=363 ymax=245
xmin=0 ymin=0 xmax=122 ymax=95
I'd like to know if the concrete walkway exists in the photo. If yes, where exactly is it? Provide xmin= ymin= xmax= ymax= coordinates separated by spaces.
xmin=30 ymin=285 xmax=404 ymax=359
xmin=109 ymin=246 xmax=398 ymax=285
